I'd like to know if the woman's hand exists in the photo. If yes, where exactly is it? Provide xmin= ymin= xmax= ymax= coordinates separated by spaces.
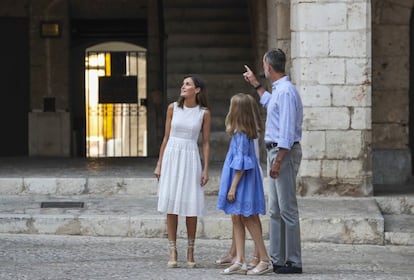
xmin=154 ymin=162 xmax=161 ymax=181
xmin=201 ymin=170 xmax=209 ymax=186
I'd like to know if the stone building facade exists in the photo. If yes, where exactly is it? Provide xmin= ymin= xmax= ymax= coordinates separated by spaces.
xmin=0 ymin=0 xmax=412 ymax=196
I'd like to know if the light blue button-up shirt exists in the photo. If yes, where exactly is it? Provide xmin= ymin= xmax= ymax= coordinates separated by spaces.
xmin=260 ymin=76 xmax=303 ymax=150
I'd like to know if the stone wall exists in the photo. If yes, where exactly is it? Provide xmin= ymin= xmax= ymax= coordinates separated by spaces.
xmin=290 ymin=0 xmax=372 ymax=196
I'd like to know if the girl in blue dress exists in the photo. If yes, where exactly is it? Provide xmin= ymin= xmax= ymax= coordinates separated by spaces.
xmin=217 ymin=93 xmax=273 ymax=275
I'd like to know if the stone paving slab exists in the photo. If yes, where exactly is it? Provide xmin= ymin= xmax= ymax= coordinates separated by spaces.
xmin=0 ymin=234 xmax=413 ymax=280
xmin=0 ymin=195 xmax=384 ymax=244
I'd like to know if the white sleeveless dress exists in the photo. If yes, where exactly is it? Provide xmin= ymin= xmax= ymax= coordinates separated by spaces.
xmin=157 ymin=102 xmax=206 ymax=217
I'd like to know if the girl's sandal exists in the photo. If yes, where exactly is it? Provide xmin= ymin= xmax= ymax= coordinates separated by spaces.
xmin=214 ymin=254 xmax=234 ymax=266
xmin=247 ymin=260 xmax=273 ymax=275
xmin=220 ymin=261 xmax=248 ymax=275
xmin=247 ymin=256 xmax=259 ymax=270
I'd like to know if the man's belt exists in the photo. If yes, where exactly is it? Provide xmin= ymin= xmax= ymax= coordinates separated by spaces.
xmin=266 ymin=142 xmax=299 ymax=150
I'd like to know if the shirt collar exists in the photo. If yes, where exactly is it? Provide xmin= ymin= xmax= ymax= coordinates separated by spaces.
xmin=271 ymin=75 xmax=289 ymax=90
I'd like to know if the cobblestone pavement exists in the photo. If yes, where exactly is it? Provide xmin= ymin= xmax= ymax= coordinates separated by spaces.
xmin=0 ymin=234 xmax=413 ymax=280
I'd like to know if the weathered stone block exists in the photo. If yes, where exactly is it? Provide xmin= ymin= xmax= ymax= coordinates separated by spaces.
xmin=129 ymin=216 xmax=166 ymax=238
xmin=301 ymin=131 xmax=326 ymax=159
xmin=123 ymin=178 xmax=157 ymax=196
xmin=28 ymin=112 xmax=71 ymax=157
xmin=291 ymin=2 xmax=347 ymax=31
xmin=330 ymin=31 xmax=368 ymax=57
xmin=348 ymin=2 xmax=370 ymax=30
xmin=298 ymin=159 xmax=321 ymax=177
xmin=299 ymin=176 xmax=370 ymax=197
xmin=375 ymin=196 xmax=414 ymax=215
xmin=0 ymin=178 xmax=24 ymax=194
xmin=79 ymin=215 xmax=130 ymax=236
xmin=298 ymin=198 xmax=384 ymax=244
xmin=337 ymin=160 xmax=364 ymax=178
xmin=333 ymin=85 xmax=370 ymax=107
xmin=346 ymin=59 xmax=371 ymax=84
xmin=303 ymin=107 xmax=349 ymax=130
xmin=322 ymin=160 xmax=338 ymax=178
xmin=56 ymin=178 xmax=86 ymax=195
xmin=24 ymin=178 xmax=57 ymax=194
xmin=326 ymin=130 xmax=362 ymax=159
xmin=87 ymin=178 xmax=126 ymax=195
xmin=299 ymin=85 xmax=331 ymax=107
xmin=293 ymin=58 xmax=345 ymax=84
xmin=292 ymin=32 xmax=329 ymax=57
xmin=0 ymin=214 xmax=31 ymax=234
xmin=33 ymin=214 xmax=78 ymax=235
xmin=351 ymin=107 xmax=371 ymax=130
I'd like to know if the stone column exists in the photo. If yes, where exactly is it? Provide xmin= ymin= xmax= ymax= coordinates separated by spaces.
xmin=29 ymin=0 xmax=71 ymax=156
xmin=291 ymin=0 xmax=372 ymax=196
xmin=372 ymin=0 xmax=412 ymax=185
xmin=267 ymin=0 xmax=290 ymax=59
xmin=147 ymin=0 xmax=164 ymax=157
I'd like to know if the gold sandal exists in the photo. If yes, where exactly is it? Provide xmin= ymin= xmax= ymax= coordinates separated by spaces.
xmin=187 ymin=239 xmax=196 ymax=268
xmin=167 ymin=241 xmax=178 ymax=268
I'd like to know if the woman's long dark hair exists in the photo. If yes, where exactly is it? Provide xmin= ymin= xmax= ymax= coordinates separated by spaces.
xmin=177 ymin=75 xmax=209 ymax=109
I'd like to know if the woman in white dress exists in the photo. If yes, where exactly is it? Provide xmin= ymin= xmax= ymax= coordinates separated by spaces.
xmin=154 ymin=75 xmax=211 ymax=268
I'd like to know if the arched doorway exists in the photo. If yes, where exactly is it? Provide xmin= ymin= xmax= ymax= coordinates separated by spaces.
xmin=85 ymin=42 xmax=147 ymax=157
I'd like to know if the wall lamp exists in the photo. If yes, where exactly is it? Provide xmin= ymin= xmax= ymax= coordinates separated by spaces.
xmin=40 ymin=21 xmax=61 ymax=38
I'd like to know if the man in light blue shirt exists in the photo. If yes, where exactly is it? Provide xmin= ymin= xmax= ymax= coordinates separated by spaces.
xmin=243 ymin=48 xmax=303 ymax=274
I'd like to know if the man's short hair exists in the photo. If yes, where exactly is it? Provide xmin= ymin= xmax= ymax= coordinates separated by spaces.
xmin=264 ymin=48 xmax=286 ymax=73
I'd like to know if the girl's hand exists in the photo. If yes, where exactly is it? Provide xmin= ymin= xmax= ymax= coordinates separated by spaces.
xmin=227 ymin=187 xmax=236 ymax=202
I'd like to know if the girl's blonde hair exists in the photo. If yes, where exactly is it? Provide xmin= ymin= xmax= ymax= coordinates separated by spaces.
xmin=225 ymin=93 xmax=264 ymax=139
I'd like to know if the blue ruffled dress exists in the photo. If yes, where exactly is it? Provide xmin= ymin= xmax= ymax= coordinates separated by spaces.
xmin=216 ymin=132 xmax=266 ymax=217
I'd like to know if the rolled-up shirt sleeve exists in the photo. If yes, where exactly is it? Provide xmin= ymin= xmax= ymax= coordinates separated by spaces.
xmin=277 ymin=89 xmax=297 ymax=149
xmin=260 ymin=91 xmax=272 ymax=108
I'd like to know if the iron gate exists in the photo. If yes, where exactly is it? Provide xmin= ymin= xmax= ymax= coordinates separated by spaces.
xmin=85 ymin=48 xmax=147 ymax=157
